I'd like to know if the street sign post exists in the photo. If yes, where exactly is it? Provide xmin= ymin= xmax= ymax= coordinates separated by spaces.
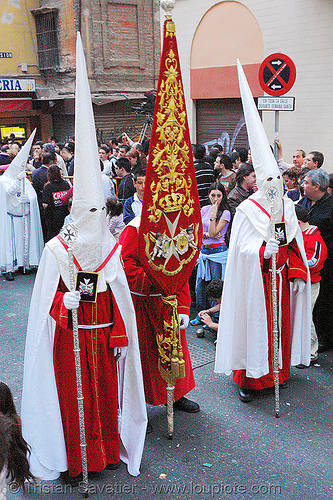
xmin=258 ymin=53 xmax=296 ymax=159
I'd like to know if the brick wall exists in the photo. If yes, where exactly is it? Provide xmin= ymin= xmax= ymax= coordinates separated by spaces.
xmin=108 ymin=3 xmax=139 ymax=61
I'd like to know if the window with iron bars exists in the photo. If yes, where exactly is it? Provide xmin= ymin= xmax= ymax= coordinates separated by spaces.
xmin=34 ymin=10 xmax=60 ymax=71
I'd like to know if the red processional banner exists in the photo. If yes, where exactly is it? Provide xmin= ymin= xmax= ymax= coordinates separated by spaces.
xmin=138 ymin=17 xmax=202 ymax=384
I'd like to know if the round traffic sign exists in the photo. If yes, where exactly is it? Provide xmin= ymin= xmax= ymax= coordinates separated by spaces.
xmin=259 ymin=53 xmax=296 ymax=96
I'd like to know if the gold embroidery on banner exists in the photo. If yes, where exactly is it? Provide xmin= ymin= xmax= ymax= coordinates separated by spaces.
xmin=147 ymin=30 xmax=195 ymax=225
xmin=144 ymin=222 xmax=200 ymax=276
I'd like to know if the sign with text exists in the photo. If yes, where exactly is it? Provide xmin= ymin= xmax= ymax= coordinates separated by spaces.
xmin=257 ymin=96 xmax=295 ymax=111
xmin=0 ymin=52 xmax=12 ymax=58
xmin=259 ymin=53 xmax=296 ymax=96
xmin=0 ymin=79 xmax=35 ymax=92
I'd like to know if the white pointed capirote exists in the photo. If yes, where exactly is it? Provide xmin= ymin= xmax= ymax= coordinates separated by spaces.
xmin=70 ymin=32 xmax=115 ymax=272
xmin=237 ymin=60 xmax=282 ymax=194
xmin=236 ymin=59 xmax=298 ymax=242
xmin=3 ymin=128 xmax=36 ymax=179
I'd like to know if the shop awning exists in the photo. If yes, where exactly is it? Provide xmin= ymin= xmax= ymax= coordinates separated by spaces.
xmin=0 ymin=99 xmax=32 ymax=112
xmin=35 ymin=87 xmax=145 ymax=105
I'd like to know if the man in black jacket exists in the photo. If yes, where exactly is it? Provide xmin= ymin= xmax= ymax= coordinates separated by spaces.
xmin=298 ymin=169 xmax=333 ymax=352
xmin=32 ymin=152 xmax=56 ymax=241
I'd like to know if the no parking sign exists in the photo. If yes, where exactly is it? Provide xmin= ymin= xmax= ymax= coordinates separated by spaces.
xmin=259 ymin=53 xmax=296 ymax=96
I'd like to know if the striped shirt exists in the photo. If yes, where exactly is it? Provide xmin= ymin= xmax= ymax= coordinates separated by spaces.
xmin=194 ymin=161 xmax=215 ymax=208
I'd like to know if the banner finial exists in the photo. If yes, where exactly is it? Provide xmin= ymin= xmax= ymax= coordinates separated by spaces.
xmin=160 ymin=0 xmax=175 ymax=19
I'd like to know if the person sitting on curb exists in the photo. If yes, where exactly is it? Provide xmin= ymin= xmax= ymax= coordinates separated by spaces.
xmin=196 ymin=279 xmax=223 ymax=338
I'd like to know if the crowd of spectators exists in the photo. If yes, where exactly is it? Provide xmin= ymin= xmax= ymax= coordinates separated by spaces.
xmin=1 ymin=131 xmax=333 ymax=360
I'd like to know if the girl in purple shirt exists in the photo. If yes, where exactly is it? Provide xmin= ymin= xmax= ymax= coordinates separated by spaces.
xmin=191 ymin=182 xmax=231 ymax=325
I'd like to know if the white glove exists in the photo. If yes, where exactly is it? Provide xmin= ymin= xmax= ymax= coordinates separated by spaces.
xmin=63 ymin=291 xmax=81 ymax=310
xmin=293 ymin=278 xmax=306 ymax=294
xmin=17 ymin=170 xmax=26 ymax=180
xmin=114 ymin=346 xmax=128 ymax=361
xmin=264 ymin=238 xmax=279 ymax=259
xmin=19 ymin=194 xmax=29 ymax=204
xmin=179 ymin=314 xmax=189 ymax=329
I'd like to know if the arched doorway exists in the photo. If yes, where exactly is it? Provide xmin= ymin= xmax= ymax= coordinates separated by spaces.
xmin=190 ymin=1 xmax=264 ymax=152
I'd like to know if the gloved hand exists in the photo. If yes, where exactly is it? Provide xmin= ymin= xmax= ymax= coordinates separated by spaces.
xmin=293 ymin=278 xmax=306 ymax=294
xmin=264 ymin=238 xmax=279 ymax=259
xmin=179 ymin=314 xmax=189 ymax=329
xmin=114 ymin=346 xmax=128 ymax=361
xmin=63 ymin=291 xmax=81 ymax=310
xmin=17 ymin=170 xmax=26 ymax=180
xmin=19 ymin=194 xmax=29 ymax=204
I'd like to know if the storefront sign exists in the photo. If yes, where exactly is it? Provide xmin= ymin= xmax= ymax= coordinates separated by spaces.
xmin=0 ymin=52 xmax=12 ymax=58
xmin=0 ymin=79 xmax=35 ymax=92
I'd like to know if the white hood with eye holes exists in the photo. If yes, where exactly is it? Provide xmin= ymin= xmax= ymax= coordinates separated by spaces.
xmin=236 ymin=60 xmax=298 ymax=243
xmin=51 ymin=32 xmax=116 ymax=283
xmin=3 ymin=129 xmax=36 ymax=180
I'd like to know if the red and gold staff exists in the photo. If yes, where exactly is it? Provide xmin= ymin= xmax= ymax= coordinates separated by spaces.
xmin=120 ymin=0 xmax=202 ymax=438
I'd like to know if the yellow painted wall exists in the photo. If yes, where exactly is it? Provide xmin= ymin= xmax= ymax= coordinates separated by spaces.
xmin=0 ymin=0 xmax=39 ymax=76
xmin=191 ymin=1 xmax=263 ymax=69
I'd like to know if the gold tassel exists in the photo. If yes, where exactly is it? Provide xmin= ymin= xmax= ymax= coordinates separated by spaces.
xmin=178 ymin=344 xmax=185 ymax=378
xmin=171 ymin=341 xmax=179 ymax=378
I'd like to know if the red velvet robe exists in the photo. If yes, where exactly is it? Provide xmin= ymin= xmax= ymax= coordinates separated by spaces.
xmin=233 ymin=238 xmax=307 ymax=390
xmin=119 ymin=225 xmax=195 ymax=405
xmin=50 ymin=279 xmax=128 ymax=477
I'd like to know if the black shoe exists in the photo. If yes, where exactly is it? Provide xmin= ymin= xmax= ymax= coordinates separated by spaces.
xmin=173 ymin=396 xmax=200 ymax=413
xmin=318 ymin=343 xmax=332 ymax=353
xmin=105 ymin=461 xmax=121 ymax=470
xmin=5 ymin=272 xmax=14 ymax=281
xmin=296 ymin=364 xmax=308 ymax=369
xmin=279 ymin=380 xmax=288 ymax=388
xmin=60 ymin=471 xmax=82 ymax=487
xmin=238 ymin=387 xmax=253 ymax=403
xmin=146 ymin=420 xmax=153 ymax=434
xmin=18 ymin=267 xmax=31 ymax=275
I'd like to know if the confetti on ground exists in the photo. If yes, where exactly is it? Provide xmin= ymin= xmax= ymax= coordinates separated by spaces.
xmin=203 ymin=463 xmax=212 ymax=467
xmin=159 ymin=474 xmax=167 ymax=479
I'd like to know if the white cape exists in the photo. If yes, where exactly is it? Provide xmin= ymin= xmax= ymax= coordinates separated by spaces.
xmin=214 ymin=209 xmax=311 ymax=378
xmin=21 ymin=241 xmax=147 ymax=479
xmin=0 ymin=177 xmax=43 ymax=273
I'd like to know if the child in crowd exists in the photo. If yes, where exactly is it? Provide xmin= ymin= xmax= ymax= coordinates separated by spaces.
xmin=123 ymin=170 xmax=146 ymax=225
xmin=105 ymin=196 xmax=125 ymax=241
xmin=196 ymin=279 xmax=223 ymax=338
xmin=0 ymin=382 xmax=35 ymax=493
xmin=294 ymin=205 xmax=327 ymax=365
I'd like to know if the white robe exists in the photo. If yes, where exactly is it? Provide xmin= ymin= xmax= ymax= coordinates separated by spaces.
xmin=214 ymin=209 xmax=311 ymax=378
xmin=0 ymin=176 xmax=43 ymax=273
xmin=21 ymin=241 xmax=147 ymax=479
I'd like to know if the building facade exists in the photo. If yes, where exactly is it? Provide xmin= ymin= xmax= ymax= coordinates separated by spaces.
xmin=0 ymin=0 xmax=160 ymax=143
xmin=166 ymin=0 xmax=333 ymax=171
